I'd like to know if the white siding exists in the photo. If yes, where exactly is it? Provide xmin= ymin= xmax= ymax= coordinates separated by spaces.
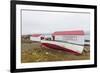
xmin=30 ymin=36 xmax=40 ymax=41
xmin=55 ymin=35 xmax=84 ymax=45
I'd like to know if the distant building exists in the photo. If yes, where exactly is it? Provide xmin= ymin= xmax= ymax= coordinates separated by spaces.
xmin=52 ymin=30 xmax=85 ymax=45
xmin=30 ymin=34 xmax=41 ymax=42
xmin=30 ymin=34 xmax=53 ymax=42
xmin=30 ymin=30 xmax=87 ymax=46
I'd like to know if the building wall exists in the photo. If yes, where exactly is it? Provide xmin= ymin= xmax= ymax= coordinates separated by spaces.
xmin=54 ymin=35 xmax=85 ymax=45
xmin=30 ymin=36 xmax=40 ymax=41
xmin=30 ymin=34 xmax=53 ymax=41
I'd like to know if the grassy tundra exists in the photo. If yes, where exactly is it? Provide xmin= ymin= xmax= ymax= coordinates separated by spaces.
xmin=21 ymin=35 xmax=90 ymax=63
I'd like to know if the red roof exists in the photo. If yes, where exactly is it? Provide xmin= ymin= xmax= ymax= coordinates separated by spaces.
xmin=31 ymin=34 xmax=41 ymax=37
xmin=52 ymin=30 xmax=84 ymax=35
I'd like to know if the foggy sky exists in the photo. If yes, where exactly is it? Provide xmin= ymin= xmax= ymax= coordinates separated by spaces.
xmin=22 ymin=10 xmax=90 ymax=35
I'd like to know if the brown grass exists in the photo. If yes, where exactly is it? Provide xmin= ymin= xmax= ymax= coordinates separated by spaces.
xmin=21 ymin=40 xmax=90 ymax=63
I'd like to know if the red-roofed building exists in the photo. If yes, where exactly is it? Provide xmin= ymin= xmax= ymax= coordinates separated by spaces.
xmin=30 ymin=34 xmax=42 ymax=42
xmin=52 ymin=30 xmax=85 ymax=45
xmin=31 ymin=34 xmax=41 ymax=37
xmin=30 ymin=34 xmax=53 ymax=42
xmin=30 ymin=30 xmax=85 ymax=45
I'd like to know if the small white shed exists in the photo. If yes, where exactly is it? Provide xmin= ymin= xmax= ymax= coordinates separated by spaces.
xmin=30 ymin=34 xmax=41 ymax=42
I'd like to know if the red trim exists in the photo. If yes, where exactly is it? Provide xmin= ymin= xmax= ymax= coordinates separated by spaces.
xmin=52 ymin=30 xmax=84 ymax=35
xmin=41 ymin=43 xmax=81 ymax=55
xmin=31 ymin=34 xmax=41 ymax=37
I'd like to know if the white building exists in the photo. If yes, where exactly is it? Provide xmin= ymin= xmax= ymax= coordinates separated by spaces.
xmin=30 ymin=34 xmax=41 ymax=42
xmin=30 ymin=30 xmax=86 ymax=46
xmin=52 ymin=30 xmax=85 ymax=46
xmin=30 ymin=34 xmax=53 ymax=42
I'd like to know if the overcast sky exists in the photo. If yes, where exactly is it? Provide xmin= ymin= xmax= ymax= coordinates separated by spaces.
xmin=22 ymin=10 xmax=90 ymax=35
